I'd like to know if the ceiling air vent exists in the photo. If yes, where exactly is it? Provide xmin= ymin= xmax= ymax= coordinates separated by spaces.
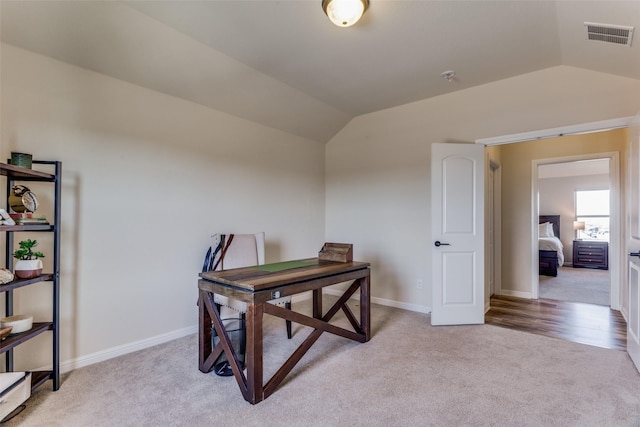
xmin=584 ymin=22 xmax=634 ymax=46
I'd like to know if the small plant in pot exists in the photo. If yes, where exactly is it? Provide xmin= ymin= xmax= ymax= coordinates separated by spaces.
xmin=13 ymin=239 xmax=44 ymax=279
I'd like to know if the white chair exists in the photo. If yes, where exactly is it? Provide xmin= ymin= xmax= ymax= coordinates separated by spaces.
xmin=204 ymin=233 xmax=292 ymax=338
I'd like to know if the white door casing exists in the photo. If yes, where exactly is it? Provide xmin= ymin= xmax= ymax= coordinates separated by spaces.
xmin=531 ymin=152 xmax=620 ymax=307
xmin=627 ymin=114 xmax=640 ymax=371
xmin=431 ymin=143 xmax=485 ymax=325
xmin=488 ymin=161 xmax=502 ymax=300
xmin=628 ymin=259 xmax=640 ymax=369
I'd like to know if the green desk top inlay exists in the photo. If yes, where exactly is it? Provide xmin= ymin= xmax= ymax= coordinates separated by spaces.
xmin=255 ymin=260 xmax=317 ymax=273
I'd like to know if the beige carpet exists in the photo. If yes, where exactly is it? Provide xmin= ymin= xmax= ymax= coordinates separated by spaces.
xmin=7 ymin=300 xmax=640 ymax=426
xmin=539 ymin=266 xmax=610 ymax=306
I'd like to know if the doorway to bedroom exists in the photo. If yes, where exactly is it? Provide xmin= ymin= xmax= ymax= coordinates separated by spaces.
xmin=537 ymin=158 xmax=611 ymax=307
xmin=486 ymin=149 xmax=624 ymax=350
xmin=482 ymin=126 xmax=627 ymax=350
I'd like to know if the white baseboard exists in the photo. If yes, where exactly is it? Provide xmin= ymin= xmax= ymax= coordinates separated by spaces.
xmin=55 ymin=325 xmax=197 ymax=374
xmin=293 ymin=288 xmax=430 ymax=313
xmin=291 ymin=291 xmax=312 ymax=303
xmin=322 ymin=288 xmax=431 ymax=314
xmin=371 ymin=295 xmax=431 ymax=314
xmin=497 ymin=289 xmax=532 ymax=299
xmin=53 ymin=291 xmax=430 ymax=374
xmin=52 ymin=293 xmax=316 ymax=373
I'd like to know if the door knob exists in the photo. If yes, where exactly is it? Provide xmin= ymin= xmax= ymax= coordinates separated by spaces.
xmin=434 ymin=241 xmax=450 ymax=247
xmin=630 ymin=252 xmax=640 ymax=257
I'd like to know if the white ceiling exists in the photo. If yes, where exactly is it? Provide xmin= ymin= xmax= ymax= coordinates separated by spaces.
xmin=2 ymin=1 xmax=639 ymax=143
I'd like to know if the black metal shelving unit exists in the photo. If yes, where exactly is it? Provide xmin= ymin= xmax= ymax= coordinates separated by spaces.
xmin=0 ymin=160 xmax=61 ymax=392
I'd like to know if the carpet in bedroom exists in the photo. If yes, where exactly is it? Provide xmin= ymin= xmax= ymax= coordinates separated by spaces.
xmin=7 ymin=300 xmax=640 ymax=426
xmin=539 ymin=266 xmax=609 ymax=306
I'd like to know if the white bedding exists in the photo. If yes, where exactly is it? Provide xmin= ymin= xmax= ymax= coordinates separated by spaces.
xmin=539 ymin=236 xmax=564 ymax=267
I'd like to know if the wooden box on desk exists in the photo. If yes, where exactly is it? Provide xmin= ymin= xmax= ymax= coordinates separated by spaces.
xmin=319 ymin=243 xmax=353 ymax=263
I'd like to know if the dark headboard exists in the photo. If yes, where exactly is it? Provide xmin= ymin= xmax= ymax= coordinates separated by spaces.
xmin=539 ymin=215 xmax=560 ymax=238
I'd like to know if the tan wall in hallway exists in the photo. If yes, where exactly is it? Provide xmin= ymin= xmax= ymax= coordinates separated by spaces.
xmin=498 ymin=129 xmax=627 ymax=297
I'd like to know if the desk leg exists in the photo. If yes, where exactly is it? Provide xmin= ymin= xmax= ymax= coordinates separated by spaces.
xmin=360 ymin=275 xmax=371 ymax=342
xmin=198 ymin=290 xmax=212 ymax=372
xmin=313 ymin=289 xmax=322 ymax=318
xmin=245 ymin=302 xmax=264 ymax=404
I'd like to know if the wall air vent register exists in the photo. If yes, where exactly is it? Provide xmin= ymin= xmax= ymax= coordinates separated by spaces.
xmin=584 ymin=22 xmax=634 ymax=47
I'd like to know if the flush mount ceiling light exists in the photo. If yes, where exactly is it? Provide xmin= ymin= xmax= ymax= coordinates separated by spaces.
xmin=441 ymin=70 xmax=456 ymax=82
xmin=322 ymin=0 xmax=369 ymax=28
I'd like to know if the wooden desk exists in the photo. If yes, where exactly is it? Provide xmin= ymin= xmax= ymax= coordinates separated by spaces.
xmin=198 ymin=258 xmax=371 ymax=404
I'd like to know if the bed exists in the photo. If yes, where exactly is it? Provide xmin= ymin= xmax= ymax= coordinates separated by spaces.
xmin=539 ymin=215 xmax=564 ymax=277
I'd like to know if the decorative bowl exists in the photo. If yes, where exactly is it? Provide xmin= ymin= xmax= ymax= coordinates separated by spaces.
xmin=0 ymin=315 xmax=33 ymax=334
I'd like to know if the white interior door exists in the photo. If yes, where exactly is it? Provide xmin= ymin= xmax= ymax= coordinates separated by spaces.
xmin=628 ymin=259 xmax=640 ymax=369
xmin=627 ymin=114 xmax=640 ymax=371
xmin=431 ymin=143 xmax=485 ymax=325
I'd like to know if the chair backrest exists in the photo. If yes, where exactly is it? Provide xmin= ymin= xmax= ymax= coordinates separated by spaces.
xmin=211 ymin=233 xmax=265 ymax=270
xmin=207 ymin=232 xmax=290 ymax=321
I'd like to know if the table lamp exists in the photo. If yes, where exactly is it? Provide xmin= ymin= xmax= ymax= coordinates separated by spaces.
xmin=573 ymin=221 xmax=585 ymax=240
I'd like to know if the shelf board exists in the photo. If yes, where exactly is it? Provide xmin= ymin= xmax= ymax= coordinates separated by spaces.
xmin=0 ymin=163 xmax=55 ymax=181
xmin=0 ymin=274 xmax=54 ymax=292
xmin=30 ymin=370 xmax=53 ymax=391
xmin=0 ymin=322 xmax=53 ymax=354
xmin=0 ymin=224 xmax=54 ymax=232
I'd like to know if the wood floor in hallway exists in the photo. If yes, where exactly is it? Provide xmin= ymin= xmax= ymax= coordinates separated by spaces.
xmin=485 ymin=295 xmax=626 ymax=351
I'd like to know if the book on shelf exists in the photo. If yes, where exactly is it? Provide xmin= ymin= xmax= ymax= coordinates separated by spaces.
xmin=9 ymin=213 xmax=49 ymax=225
xmin=14 ymin=219 xmax=49 ymax=225
xmin=8 ymin=213 xmax=43 ymax=219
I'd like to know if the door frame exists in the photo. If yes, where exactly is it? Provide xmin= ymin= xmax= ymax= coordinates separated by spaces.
xmin=486 ymin=159 xmax=502 ymax=309
xmin=627 ymin=115 xmax=640 ymax=371
xmin=530 ymin=152 xmax=621 ymax=309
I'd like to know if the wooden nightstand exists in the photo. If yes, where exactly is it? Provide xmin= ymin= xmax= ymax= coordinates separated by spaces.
xmin=572 ymin=240 xmax=608 ymax=270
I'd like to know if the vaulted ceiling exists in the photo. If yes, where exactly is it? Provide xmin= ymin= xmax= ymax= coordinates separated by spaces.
xmin=2 ymin=1 xmax=639 ymax=143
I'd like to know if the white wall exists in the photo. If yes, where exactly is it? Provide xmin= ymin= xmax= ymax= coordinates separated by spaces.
xmin=326 ymin=66 xmax=640 ymax=312
xmin=1 ymin=44 xmax=326 ymax=370
xmin=539 ymin=173 xmax=610 ymax=264
xmin=3 ymin=42 xmax=640 ymax=371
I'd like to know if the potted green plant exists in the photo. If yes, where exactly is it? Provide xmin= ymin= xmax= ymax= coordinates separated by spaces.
xmin=13 ymin=239 xmax=45 ymax=279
